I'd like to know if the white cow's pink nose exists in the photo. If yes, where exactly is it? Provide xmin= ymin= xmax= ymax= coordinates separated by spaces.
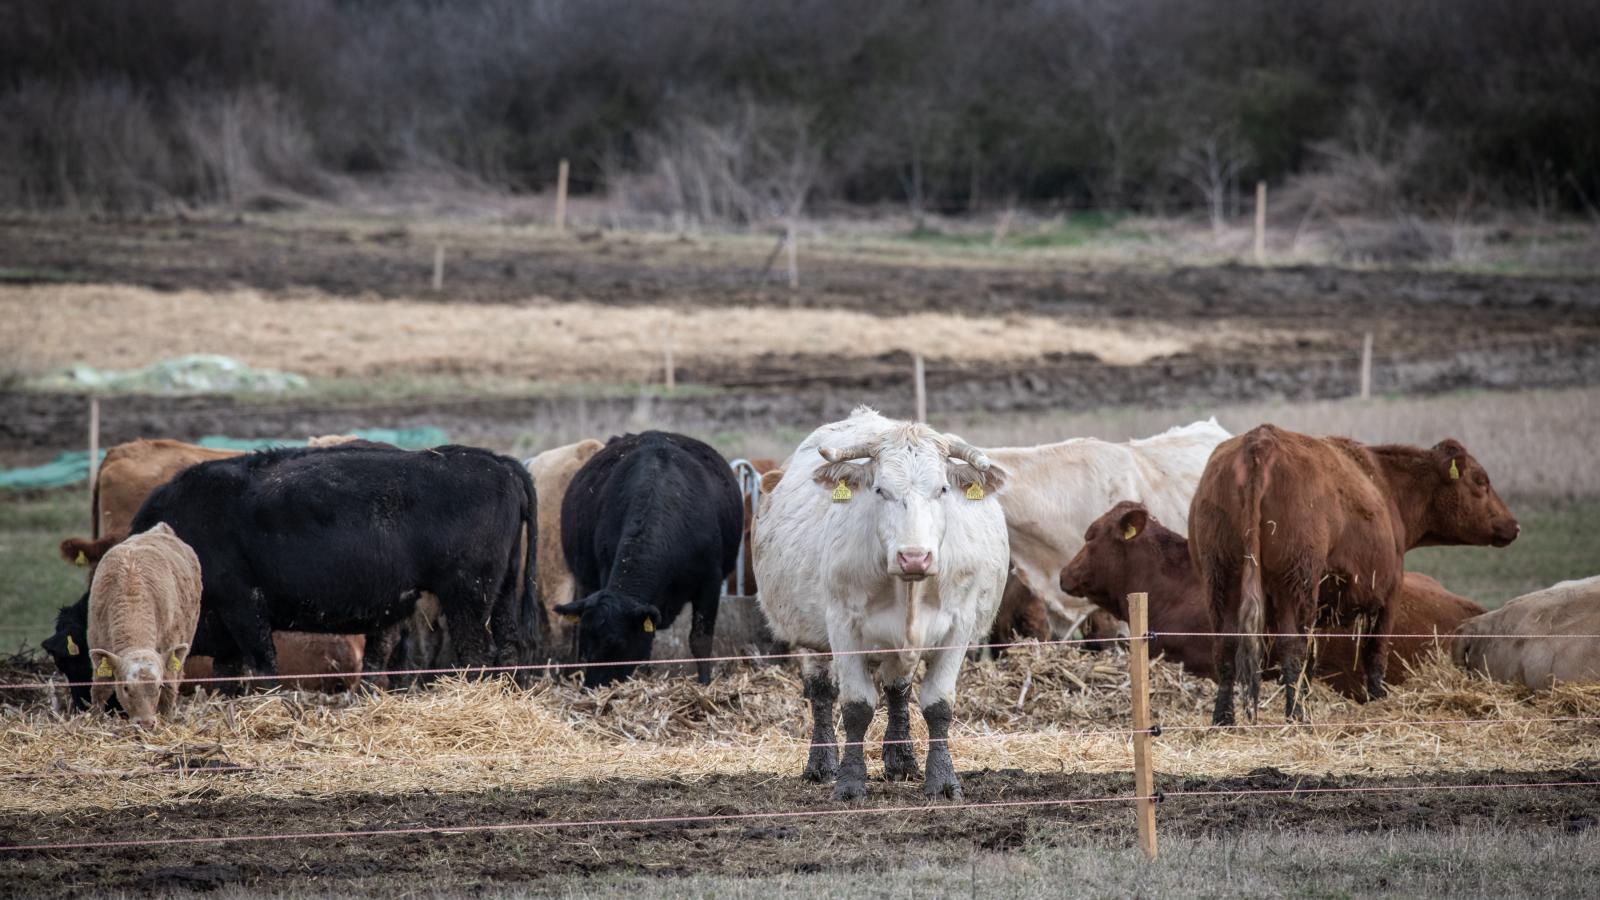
xmin=896 ymin=550 xmax=933 ymax=575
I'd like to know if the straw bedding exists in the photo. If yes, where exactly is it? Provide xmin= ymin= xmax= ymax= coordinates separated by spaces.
xmin=2 ymin=644 xmax=1596 ymax=815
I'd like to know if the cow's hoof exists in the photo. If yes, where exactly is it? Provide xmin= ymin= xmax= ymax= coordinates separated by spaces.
xmin=803 ymin=762 xmax=838 ymax=783
xmin=831 ymin=777 xmax=868 ymax=801
xmin=925 ymin=777 xmax=963 ymax=801
xmin=883 ymin=744 xmax=921 ymax=781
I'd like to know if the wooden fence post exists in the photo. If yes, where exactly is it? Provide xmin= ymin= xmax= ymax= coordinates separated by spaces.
xmin=913 ymin=353 xmax=927 ymax=422
xmin=1253 ymin=181 xmax=1267 ymax=265
xmin=1360 ymin=332 xmax=1374 ymax=400
xmin=663 ymin=326 xmax=676 ymax=394
xmin=1129 ymin=590 xmax=1158 ymax=861
xmin=785 ymin=219 xmax=799 ymax=290
xmin=555 ymin=159 xmax=570 ymax=232
xmin=87 ymin=396 xmax=100 ymax=530
xmin=432 ymin=243 xmax=444 ymax=292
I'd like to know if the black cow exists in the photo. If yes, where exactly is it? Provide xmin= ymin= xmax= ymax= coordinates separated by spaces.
xmin=41 ymin=591 xmax=103 ymax=710
xmin=556 ymin=431 xmax=742 ymax=686
xmin=119 ymin=443 xmax=536 ymax=686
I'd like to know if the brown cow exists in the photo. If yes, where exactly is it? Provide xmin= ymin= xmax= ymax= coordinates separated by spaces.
xmin=986 ymin=569 xmax=1054 ymax=650
xmin=183 ymin=633 xmax=366 ymax=694
xmin=1190 ymin=426 xmax=1517 ymax=723
xmin=1061 ymin=501 xmax=1485 ymax=693
xmin=726 ymin=458 xmax=779 ymax=597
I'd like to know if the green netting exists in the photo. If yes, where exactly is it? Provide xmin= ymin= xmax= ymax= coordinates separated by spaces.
xmin=28 ymin=355 xmax=308 ymax=394
xmin=0 ymin=428 xmax=449 ymax=491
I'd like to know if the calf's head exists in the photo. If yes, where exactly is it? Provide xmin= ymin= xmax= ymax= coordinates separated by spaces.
xmin=553 ymin=591 xmax=661 ymax=688
xmin=812 ymin=428 xmax=1007 ymax=581
xmin=1416 ymin=440 xmax=1519 ymax=548
xmin=1060 ymin=501 xmax=1169 ymax=621
xmin=89 ymin=643 xmax=187 ymax=728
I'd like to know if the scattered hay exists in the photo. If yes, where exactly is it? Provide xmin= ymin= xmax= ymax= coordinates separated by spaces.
xmin=1 ymin=645 xmax=1596 ymax=815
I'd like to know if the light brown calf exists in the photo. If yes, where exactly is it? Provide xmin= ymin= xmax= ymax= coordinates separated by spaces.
xmin=527 ymin=439 xmax=605 ymax=642
xmin=87 ymin=523 xmax=202 ymax=727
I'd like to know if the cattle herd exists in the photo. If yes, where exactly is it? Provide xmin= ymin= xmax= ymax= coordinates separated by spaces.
xmin=35 ymin=406 xmax=1597 ymax=802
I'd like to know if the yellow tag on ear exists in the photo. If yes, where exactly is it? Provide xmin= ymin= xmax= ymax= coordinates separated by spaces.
xmin=75 ymin=550 xmax=88 ymax=567
xmin=561 ymin=613 xmax=580 ymax=625
xmin=643 ymin=619 xmax=655 ymax=633
xmin=170 ymin=653 xmax=182 ymax=673
xmin=66 ymin=635 xmax=80 ymax=656
xmin=832 ymin=480 xmax=853 ymax=502
xmin=1449 ymin=459 xmax=1460 ymax=480
xmin=964 ymin=482 xmax=984 ymax=500
xmin=95 ymin=658 xmax=113 ymax=678
xmin=1124 ymin=523 xmax=1138 ymax=540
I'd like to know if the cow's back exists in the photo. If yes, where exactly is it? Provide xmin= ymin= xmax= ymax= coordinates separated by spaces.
xmin=98 ymin=440 xmax=241 ymax=537
xmin=1454 ymin=576 xmax=1600 ymax=688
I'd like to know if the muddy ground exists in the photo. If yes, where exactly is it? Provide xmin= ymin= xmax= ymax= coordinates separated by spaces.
xmin=1 ymin=765 xmax=1596 ymax=897
xmin=2 ymin=216 xmax=1598 ymax=456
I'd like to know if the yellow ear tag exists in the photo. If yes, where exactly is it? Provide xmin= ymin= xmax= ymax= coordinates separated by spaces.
xmin=95 ymin=658 xmax=113 ymax=678
xmin=75 ymin=550 xmax=88 ymax=567
xmin=561 ymin=613 xmax=580 ymax=625
xmin=965 ymin=482 xmax=984 ymax=501
xmin=643 ymin=619 xmax=655 ymax=633
xmin=66 ymin=635 xmax=80 ymax=656
xmin=169 ymin=653 xmax=182 ymax=674
xmin=1449 ymin=459 xmax=1460 ymax=480
xmin=1124 ymin=523 xmax=1138 ymax=540
xmin=832 ymin=480 xmax=853 ymax=502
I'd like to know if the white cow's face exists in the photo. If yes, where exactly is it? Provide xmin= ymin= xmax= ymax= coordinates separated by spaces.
xmin=813 ymin=426 xmax=1007 ymax=581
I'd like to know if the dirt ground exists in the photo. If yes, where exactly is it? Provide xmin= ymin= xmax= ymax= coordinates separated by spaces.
xmin=2 ymin=215 xmax=1599 ymax=458
xmin=1 ymin=766 xmax=1595 ymax=896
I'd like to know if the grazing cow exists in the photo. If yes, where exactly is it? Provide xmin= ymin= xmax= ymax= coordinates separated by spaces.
xmin=753 ymin=407 xmax=1010 ymax=801
xmin=1191 ymin=426 xmax=1518 ymax=723
xmin=86 ymin=523 xmax=202 ymax=728
xmin=556 ymin=431 xmax=742 ymax=686
xmin=725 ymin=458 xmax=780 ymax=597
xmin=525 ymin=439 xmax=605 ymax=644
xmin=1061 ymin=501 xmax=1485 ymax=692
xmin=116 ymin=444 xmax=536 ymax=683
xmin=985 ymin=420 xmax=1229 ymax=639
xmin=1453 ymin=576 xmax=1600 ymax=689
xmin=182 ymin=633 xmax=367 ymax=694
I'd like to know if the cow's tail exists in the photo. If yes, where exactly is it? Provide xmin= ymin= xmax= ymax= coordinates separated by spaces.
xmin=1235 ymin=439 xmax=1271 ymax=717
xmin=513 ymin=459 xmax=541 ymax=670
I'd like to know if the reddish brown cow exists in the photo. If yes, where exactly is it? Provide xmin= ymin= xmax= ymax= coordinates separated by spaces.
xmin=1190 ymin=426 xmax=1517 ymax=723
xmin=182 ymin=633 xmax=366 ymax=694
xmin=987 ymin=570 xmax=1053 ymax=649
xmin=1061 ymin=501 xmax=1486 ymax=694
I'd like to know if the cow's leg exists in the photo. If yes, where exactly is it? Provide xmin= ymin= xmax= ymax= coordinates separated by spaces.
xmin=881 ymin=676 xmax=921 ymax=781
xmin=439 ymin=577 xmax=494 ymax=673
xmin=799 ymin=653 xmax=838 ymax=782
xmin=919 ymin=642 xmax=966 ymax=801
xmin=831 ymin=649 xmax=878 ymax=802
xmin=689 ymin=577 xmax=722 ymax=685
xmin=363 ymin=619 xmax=405 ymax=690
xmin=1207 ymin=562 xmax=1239 ymax=727
xmin=223 ymin=590 xmax=277 ymax=692
xmin=1361 ymin=593 xmax=1396 ymax=702
xmin=1275 ymin=574 xmax=1314 ymax=721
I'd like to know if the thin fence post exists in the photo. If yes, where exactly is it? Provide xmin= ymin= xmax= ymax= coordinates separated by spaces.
xmin=785 ymin=219 xmax=799 ymax=290
xmin=432 ymin=243 xmax=445 ymax=292
xmin=663 ymin=326 xmax=676 ymax=394
xmin=87 ymin=396 xmax=100 ymax=532
xmin=913 ymin=353 xmax=927 ymax=422
xmin=555 ymin=159 xmax=570 ymax=233
xmin=1360 ymin=332 xmax=1374 ymax=400
xmin=1253 ymin=181 xmax=1267 ymax=265
xmin=1129 ymin=590 xmax=1158 ymax=861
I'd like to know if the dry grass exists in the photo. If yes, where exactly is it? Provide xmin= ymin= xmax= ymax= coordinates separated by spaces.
xmin=3 ymin=645 xmax=1596 ymax=815
xmin=0 ymin=283 xmax=1250 ymax=381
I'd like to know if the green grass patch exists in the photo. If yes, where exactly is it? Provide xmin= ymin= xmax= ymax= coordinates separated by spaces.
xmin=0 ymin=487 xmax=85 ymax=653
xmin=899 ymin=210 xmax=1133 ymax=251
xmin=1406 ymin=497 xmax=1599 ymax=607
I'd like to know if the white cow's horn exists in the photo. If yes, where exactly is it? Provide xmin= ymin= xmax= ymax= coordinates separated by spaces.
xmin=947 ymin=439 xmax=991 ymax=470
xmin=819 ymin=443 xmax=876 ymax=463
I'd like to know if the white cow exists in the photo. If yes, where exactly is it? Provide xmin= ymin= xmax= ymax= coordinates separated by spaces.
xmin=754 ymin=407 xmax=1010 ymax=801
xmin=987 ymin=419 xmax=1231 ymax=638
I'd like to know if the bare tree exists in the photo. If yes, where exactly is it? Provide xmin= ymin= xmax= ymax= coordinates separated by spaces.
xmin=1172 ymin=127 xmax=1252 ymax=233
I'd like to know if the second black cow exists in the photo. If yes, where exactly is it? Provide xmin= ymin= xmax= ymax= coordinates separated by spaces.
xmin=556 ymin=431 xmax=742 ymax=686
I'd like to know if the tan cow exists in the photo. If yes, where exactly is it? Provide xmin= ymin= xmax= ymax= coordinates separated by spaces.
xmin=87 ymin=523 xmax=202 ymax=727
xmin=526 ymin=439 xmax=605 ymax=642
xmin=1453 ymin=576 xmax=1600 ymax=688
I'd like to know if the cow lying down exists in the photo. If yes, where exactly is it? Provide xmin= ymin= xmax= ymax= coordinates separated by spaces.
xmin=1454 ymin=575 xmax=1600 ymax=689
xmin=86 ymin=523 xmax=202 ymax=728
xmin=1061 ymin=501 xmax=1485 ymax=697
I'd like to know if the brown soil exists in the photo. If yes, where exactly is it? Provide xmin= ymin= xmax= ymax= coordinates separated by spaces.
xmin=1 ymin=766 xmax=1595 ymax=897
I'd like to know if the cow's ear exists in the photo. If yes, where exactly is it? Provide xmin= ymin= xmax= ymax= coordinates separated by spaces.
xmin=553 ymin=598 xmax=590 ymax=624
xmin=1118 ymin=507 xmax=1149 ymax=541
xmin=574 ymin=439 xmax=604 ymax=463
xmin=165 ymin=643 xmax=191 ymax=675
xmin=759 ymin=469 xmax=784 ymax=494
xmin=639 ymin=605 xmax=662 ymax=634
xmin=812 ymin=460 xmax=873 ymax=493
xmin=948 ymin=461 xmax=1009 ymax=500
xmin=1432 ymin=439 xmax=1468 ymax=481
xmin=89 ymin=648 xmax=120 ymax=679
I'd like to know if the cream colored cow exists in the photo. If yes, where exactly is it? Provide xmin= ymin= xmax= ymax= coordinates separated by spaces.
xmin=87 ymin=523 xmax=202 ymax=728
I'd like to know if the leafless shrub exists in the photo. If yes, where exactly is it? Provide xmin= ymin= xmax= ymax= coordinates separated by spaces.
xmin=1170 ymin=127 xmax=1251 ymax=233
xmin=0 ymin=79 xmax=176 ymax=211
xmin=175 ymin=86 xmax=329 ymax=206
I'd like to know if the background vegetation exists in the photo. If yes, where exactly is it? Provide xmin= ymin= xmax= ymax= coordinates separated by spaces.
xmin=4 ymin=0 xmax=1598 ymax=223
